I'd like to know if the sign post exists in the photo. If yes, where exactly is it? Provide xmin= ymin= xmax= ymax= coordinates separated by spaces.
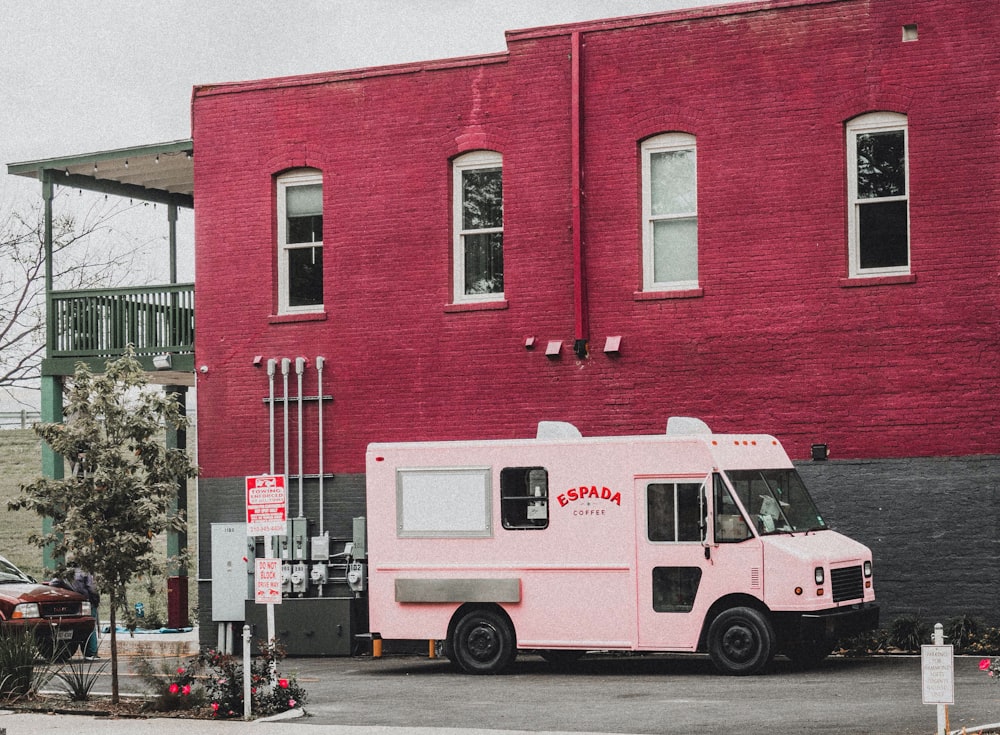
xmin=245 ymin=474 xmax=287 ymax=657
xmin=921 ymin=623 xmax=953 ymax=735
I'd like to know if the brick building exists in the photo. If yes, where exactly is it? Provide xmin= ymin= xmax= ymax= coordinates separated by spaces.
xmin=189 ymin=0 xmax=998 ymax=644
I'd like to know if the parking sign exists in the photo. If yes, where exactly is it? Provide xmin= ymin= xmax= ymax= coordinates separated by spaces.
xmin=245 ymin=474 xmax=287 ymax=536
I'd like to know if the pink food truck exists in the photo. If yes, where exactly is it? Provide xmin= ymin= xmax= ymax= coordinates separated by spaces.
xmin=365 ymin=418 xmax=878 ymax=675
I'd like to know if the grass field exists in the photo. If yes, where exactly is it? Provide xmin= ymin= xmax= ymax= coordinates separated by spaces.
xmin=0 ymin=428 xmax=198 ymax=625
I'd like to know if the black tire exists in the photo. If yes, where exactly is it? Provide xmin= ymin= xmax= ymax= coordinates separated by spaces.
xmin=539 ymin=650 xmax=584 ymax=668
xmin=450 ymin=608 xmax=516 ymax=675
xmin=707 ymin=606 xmax=775 ymax=675
xmin=785 ymin=639 xmax=834 ymax=669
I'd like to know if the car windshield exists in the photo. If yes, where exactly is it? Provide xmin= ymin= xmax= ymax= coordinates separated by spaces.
xmin=0 ymin=557 xmax=32 ymax=584
xmin=724 ymin=469 xmax=827 ymax=535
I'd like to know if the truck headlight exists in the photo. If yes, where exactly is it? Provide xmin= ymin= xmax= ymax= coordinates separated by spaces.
xmin=81 ymin=602 xmax=93 ymax=616
xmin=11 ymin=603 xmax=40 ymax=619
xmin=864 ymin=560 xmax=872 ymax=577
xmin=814 ymin=567 xmax=825 ymax=585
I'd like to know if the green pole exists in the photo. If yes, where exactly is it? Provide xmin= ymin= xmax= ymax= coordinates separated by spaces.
xmin=40 ymin=172 xmax=64 ymax=572
xmin=165 ymin=384 xmax=189 ymax=626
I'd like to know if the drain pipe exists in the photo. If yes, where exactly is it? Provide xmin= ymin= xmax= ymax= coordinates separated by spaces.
xmin=267 ymin=359 xmax=276 ymax=475
xmin=316 ymin=356 xmax=326 ymax=535
xmin=571 ymin=30 xmax=589 ymax=360
xmin=295 ymin=357 xmax=306 ymax=518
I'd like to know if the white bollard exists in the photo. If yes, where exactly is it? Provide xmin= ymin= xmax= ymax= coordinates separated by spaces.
xmin=934 ymin=623 xmax=947 ymax=735
xmin=243 ymin=624 xmax=252 ymax=720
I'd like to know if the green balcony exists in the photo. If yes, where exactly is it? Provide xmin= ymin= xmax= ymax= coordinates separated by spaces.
xmin=43 ymin=283 xmax=195 ymax=378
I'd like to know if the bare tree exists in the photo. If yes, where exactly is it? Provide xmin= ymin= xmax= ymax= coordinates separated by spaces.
xmin=0 ymin=192 xmax=155 ymax=392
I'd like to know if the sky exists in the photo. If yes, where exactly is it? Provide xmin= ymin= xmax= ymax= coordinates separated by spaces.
xmin=0 ymin=0 xmax=749 ymax=410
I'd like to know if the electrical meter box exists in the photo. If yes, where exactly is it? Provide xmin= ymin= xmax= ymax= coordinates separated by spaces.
xmin=211 ymin=523 xmax=252 ymax=621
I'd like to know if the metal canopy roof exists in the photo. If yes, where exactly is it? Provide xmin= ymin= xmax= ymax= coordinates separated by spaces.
xmin=7 ymin=139 xmax=194 ymax=208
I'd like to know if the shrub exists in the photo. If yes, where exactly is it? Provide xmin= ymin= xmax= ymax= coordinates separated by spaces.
xmin=944 ymin=614 xmax=981 ymax=653
xmin=54 ymin=658 xmax=109 ymax=701
xmin=969 ymin=627 xmax=1000 ymax=656
xmin=0 ymin=628 xmax=39 ymax=698
xmin=197 ymin=642 xmax=306 ymax=719
xmin=887 ymin=615 xmax=929 ymax=652
xmin=133 ymin=647 xmax=204 ymax=711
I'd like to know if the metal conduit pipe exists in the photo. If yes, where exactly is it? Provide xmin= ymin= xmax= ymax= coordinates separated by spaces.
xmin=267 ymin=359 xmax=277 ymax=475
xmin=295 ymin=357 xmax=306 ymax=517
xmin=281 ymin=357 xmax=291 ymax=485
xmin=316 ymin=356 xmax=326 ymax=535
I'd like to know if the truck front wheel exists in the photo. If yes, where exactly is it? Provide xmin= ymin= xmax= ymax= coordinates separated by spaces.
xmin=451 ymin=607 xmax=516 ymax=675
xmin=707 ymin=606 xmax=775 ymax=675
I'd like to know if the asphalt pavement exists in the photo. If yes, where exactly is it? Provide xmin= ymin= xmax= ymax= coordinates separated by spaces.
xmin=4 ymin=636 xmax=1000 ymax=735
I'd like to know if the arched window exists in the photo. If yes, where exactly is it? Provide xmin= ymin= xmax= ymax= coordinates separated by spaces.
xmin=453 ymin=151 xmax=503 ymax=303
xmin=277 ymin=168 xmax=323 ymax=313
xmin=846 ymin=112 xmax=909 ymax=277
xmin=641 ymin=133 xmax=698 ymax=291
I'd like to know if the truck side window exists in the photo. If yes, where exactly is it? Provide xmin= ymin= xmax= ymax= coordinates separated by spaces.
xmin=713 ymin=473 xmax=752 ymax=542
xmin=647 ymin=482 xmax=704 ymax=542
xmin=500 ymin=467 xmax=549 ymax=529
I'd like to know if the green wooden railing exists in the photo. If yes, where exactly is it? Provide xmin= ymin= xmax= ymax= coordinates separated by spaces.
xmin=49 ymin=284 xmax=194 ymax=358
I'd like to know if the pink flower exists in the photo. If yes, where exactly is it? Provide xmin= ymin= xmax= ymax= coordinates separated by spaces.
xmin=182 ymin=684 xmax=191 ymax=695
xmin=211 ymin=702 xmax=219 ymax=712
xmin=288 ymin=698 xmax=297 ymax=708
xmin=177 ymin=666 xmax=186 ymax=675
xmin=279 ymin=678 xmax=289 ymax=689
xmin=168 ymin=683 xmax=179 ymax=695
xmin=981 ymin=658 xmax=992 ymax=671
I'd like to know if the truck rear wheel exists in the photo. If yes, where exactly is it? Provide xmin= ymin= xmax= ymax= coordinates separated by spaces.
xmin=451 ymin=607 xmax=516 ymax=675
xmin=707 ymin=606 xmax=775 ymax=675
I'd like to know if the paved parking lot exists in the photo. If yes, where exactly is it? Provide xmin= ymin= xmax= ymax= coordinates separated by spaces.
xmin=10 ymin=651 xmax=1000 ymax=734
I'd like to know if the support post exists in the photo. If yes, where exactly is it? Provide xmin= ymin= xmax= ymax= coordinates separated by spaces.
xmin=39 ymin=375 xmax=64 ymax=571
xmin=166 ymin=384 xmax=189 ymax=627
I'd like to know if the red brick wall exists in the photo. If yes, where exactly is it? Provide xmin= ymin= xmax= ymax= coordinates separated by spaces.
xmin=192 ymin=0 xmax=999 ymax=480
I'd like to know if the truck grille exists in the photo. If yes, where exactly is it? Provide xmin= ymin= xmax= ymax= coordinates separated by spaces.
xmin=831 ymin=565 xmax=864 ymax=603
xmin=41 ymin=601 xmax=83 ymax=618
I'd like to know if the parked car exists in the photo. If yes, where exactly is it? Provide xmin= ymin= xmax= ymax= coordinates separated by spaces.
xmin=0 ymin=555 xmax=95 ymax=660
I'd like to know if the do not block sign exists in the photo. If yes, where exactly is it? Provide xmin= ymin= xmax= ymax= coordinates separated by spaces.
xmin=245 ymin=474 xmax=287 ymax=536
xmin=255 ymin=558 xmax=282 ymax=605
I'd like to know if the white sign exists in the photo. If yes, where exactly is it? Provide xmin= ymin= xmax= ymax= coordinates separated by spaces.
xmin=921 ymin=644 xmax=954 ymax=704
xmin=245 ymin=475 xmax=287 ymax=536
xmin=254 ymin=558 xmax=282 ymax=605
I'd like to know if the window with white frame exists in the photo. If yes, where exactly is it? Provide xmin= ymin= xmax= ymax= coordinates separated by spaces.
xmin=453 ymin=151 xmax=503 ymax=302
xmin=641 ymin=133 xmax=698 ymax=291
xmin=277 ymin=169 xmax=323 ymax=313
xmin=847 ymin=112 xmax=909 ymax=277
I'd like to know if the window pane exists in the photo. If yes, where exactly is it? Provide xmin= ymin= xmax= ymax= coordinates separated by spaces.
xmin=652 ymin=567 xmax=702 ymax=613
xmin=287 ymin=214 xmax=322 ymax=244
xmin=650 ymin=149 xmax=696 ymax=215
xmin=287 ymin=245 xmax=323 ymax=307
xmin=653 ymin=218 xmax=698 ymax=283
xmin=856 ymin=131 xmax=905 ymax=199
xmin=647 ymin=484 xmax=675 ymax=542
xmin=500 ymin=467 xmax=548 ymax=530
xmin=462 ymin=168 xmax=503 ymax=229
xmin=286 ymin=184 xmax=323 ymax=216
xmin=463 ymin=232 xmax=504 ymax=294
xmin=859 ymin=200 xmax=908 ymax=269
xmin=676 ymin=483 xmax=703 ymax=542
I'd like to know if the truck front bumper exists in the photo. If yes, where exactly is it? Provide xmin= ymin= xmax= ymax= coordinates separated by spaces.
xmin=798 ymin=602 xmax=880 ymax=641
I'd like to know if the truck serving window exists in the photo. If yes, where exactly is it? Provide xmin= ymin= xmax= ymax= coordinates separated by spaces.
xmin=500 ymin=467 xmax=549 ymax=529
xmin=396 ymin=468 xmax=492 ymax=537
xmin=724 ymin=469 xmax=827 ymax=535
xmin=647 ymin=481 xmax=705 ymax=542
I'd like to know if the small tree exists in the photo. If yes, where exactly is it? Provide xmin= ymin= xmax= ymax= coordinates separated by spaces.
xmin=10 ymin=347 xmax=197 ymax=702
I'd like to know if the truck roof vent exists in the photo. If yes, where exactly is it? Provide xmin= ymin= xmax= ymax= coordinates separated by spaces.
xmin=666 ymin=417 xmax=712 ymax=436
xmin=536 ymin=421 xmax=583 ymax=440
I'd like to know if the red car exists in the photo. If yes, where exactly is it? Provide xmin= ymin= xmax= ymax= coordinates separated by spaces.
xmin=0 ymin=555 xmax=95 ymax=660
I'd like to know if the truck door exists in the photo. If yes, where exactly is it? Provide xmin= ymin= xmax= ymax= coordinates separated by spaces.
xmin=634 ymin=474 xmax=763 ymax=651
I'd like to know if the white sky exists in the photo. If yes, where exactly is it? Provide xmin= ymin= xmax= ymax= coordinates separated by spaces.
xmin=0 ymin=0 xmax=748 ymax=410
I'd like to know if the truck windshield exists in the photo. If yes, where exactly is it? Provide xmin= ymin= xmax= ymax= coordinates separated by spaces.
xmin=724 ymin=469 xmax=826 ymax=535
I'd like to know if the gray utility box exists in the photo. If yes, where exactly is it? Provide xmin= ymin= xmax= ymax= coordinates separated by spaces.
xmin=211 ymin=523 xmax=253 ymax=621
xmin=244 ymin=597 xmax=359 ymax=656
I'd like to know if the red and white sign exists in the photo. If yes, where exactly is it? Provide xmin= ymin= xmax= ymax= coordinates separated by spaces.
xmin=245 ymin=474 xmax=287 ymax=536
xmin=254 ymin=558 xmax=282 ymax=605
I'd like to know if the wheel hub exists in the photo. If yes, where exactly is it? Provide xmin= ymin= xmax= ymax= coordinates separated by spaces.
xmin=467 ymin=623 xmax=499 ymax=661
xmin=721 ymin=624 xmax=755 ymax=662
